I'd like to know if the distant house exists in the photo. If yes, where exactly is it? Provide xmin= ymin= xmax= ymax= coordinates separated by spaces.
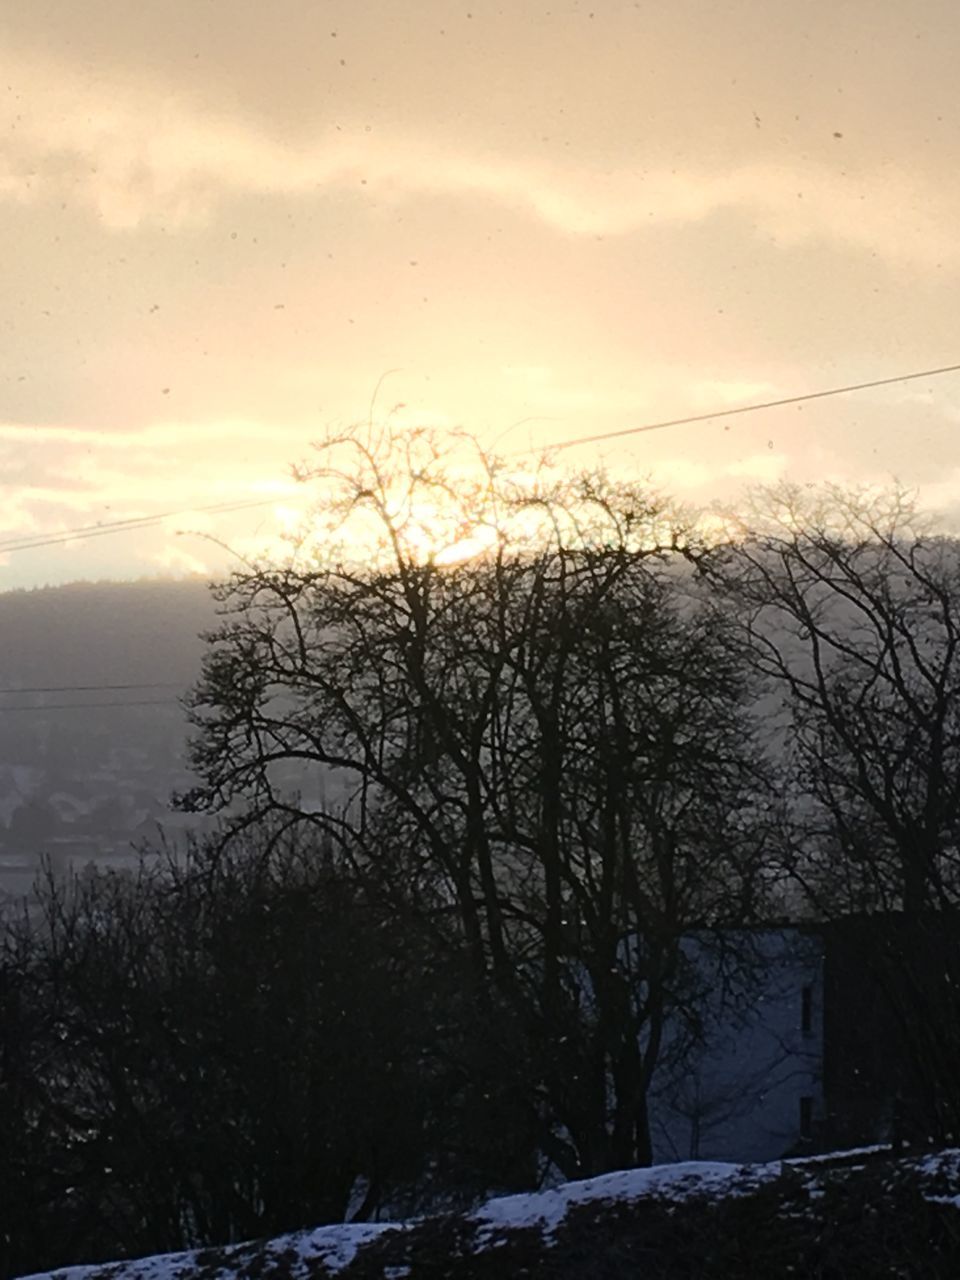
xmin=650 ymin=916 xmax=955 ymax=1164
xmin=650 ymin=928 xmax=824 ymax=1164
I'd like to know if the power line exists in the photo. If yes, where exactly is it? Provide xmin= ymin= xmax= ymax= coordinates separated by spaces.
xmin=0 ymin=496 xmax=277 ymax=549
xmin=0 ymin=513 xmax=173 ymax=552
xmin=543 ymin=360 xmax=960 ymax=453
xmin=0 ymin=497 xmax=279 ymax=554
xmin=0 ymin=682 xmax=185 ymax=695
xmin=0 ymin=698 xmax=181 ymax=713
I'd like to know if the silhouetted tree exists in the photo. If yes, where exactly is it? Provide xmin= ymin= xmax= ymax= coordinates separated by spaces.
xmin=0 ymin=907 xmax=59 ymax=1280
xmin=1 ymin=827 xmax=448 ymax=1275
xmin=182 ymin=427 xmax=771 ymax=1176
xmin=709 ymin=483 xmax=960 ymax=1142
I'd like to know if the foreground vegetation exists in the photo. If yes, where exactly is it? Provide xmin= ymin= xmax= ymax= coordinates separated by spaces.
xmin=20 ymin=1148 xmax=960 ymax=1280
xmin=8 ymin=429 xmax=960 ymax=1276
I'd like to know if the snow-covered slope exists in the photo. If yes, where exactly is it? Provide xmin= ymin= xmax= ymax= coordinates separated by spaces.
xmin=18 ymin=1149 xmax=960 ymax=1280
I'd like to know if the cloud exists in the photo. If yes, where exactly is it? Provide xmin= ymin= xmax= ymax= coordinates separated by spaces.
xmin=151 ymin=543 xmax=215 ymax=576
xmin=2 ymin=46 xmax=957 ymax=270
xmin=0 ymin=418 xmax=310 ymax=452
xmin=0 ymin=414 xmax=305 ymax=552
xmin=690 ymin=379 xmax=779 ymax=407
xmin=647 ymin=458 xmax=714 ymax=491
xmin=914 ymin=468 xmax=960 ymax=520
xmin=644 ymin=449 xmax=791 ymax=498
xmin=725 ymin=451 xmax=790 ymax=483
xmin=495 ymin=373 xmax=791 ymax=428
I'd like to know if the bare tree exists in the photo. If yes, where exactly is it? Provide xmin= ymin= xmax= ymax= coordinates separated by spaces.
xmin=182 ymin=427 xmax=770 ymax=1177
xmin=0 ymin=830 xmax=446 ymax=1273
xmin=708 ymin=483 xmax=960 ymax=1141
xmin=708 ymin=483 xmax=960 ymax=914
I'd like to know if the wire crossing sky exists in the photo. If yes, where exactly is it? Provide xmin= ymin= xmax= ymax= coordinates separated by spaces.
xmin=3 ymin=0 xmax=960 ymax=587
xmin=550 ymin=361 xmax=960 ymax=451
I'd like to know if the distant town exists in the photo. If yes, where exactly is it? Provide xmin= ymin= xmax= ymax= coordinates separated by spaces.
xmin=0 ymin=579 xmax=214 ymax=902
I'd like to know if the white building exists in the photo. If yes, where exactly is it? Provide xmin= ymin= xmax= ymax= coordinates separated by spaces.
xmin=650 ymin=928 xmax=825 ymax=1163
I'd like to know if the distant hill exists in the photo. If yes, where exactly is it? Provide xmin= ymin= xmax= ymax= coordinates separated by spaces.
xmin=0 ymin=577 xmax=216 ymax=690
xmin=0 ymin=579 xmax=220 ymax=896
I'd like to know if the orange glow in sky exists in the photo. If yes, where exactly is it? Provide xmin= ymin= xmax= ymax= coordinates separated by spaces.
xmin=3 ymin=1 xmax=960 ymax=586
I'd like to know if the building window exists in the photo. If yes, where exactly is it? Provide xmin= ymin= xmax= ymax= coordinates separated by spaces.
xmin=801 ymin=984 xmax=813 ymax=1036
xmin=799 ymin=1095 xmax=814 ymax=1142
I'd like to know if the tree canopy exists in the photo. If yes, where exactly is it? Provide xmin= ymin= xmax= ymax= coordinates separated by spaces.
xmin=182 ymin=428 xmax=771 ymax=1175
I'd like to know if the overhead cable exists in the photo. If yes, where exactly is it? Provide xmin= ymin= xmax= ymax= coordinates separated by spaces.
xmin=0 ymin=497 xmax=278 ymax=554
xmin=544 ymin=360 xmax=960 ymax=452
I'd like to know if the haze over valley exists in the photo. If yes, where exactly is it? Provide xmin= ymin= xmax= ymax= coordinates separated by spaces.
xmin=0 ymin=578 xmax=216 ymax=899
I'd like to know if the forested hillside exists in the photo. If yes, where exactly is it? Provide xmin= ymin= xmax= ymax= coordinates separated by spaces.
xmin=0 ymin=579 xmax=217 ymax=896
xmin=0 ymin=578 xmax=214 ymax=689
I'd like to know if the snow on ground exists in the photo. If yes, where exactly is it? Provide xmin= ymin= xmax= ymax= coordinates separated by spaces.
xmin=293 ymin=1222 xmax=407 ymax=1274
xmin=16 ymin=1221 xmax=405 ymax=1280
xmin=19 ymin=1148 xmax=960 ymax=1280
xmin=471 ymin=1157 xmax=775 ymax=1241
xmin=17 ymin=1158 xmax=776 ymax=1280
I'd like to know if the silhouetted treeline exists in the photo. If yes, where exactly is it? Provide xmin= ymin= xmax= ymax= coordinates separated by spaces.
xmin=7 ymin=439 xmax=960 ymax=1276
xmin=1 ymin=828 xmax=545 ymax=1277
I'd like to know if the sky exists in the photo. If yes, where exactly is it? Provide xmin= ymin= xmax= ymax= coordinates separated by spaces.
xmin=2 ymin=0 xmax=960 ymax=587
